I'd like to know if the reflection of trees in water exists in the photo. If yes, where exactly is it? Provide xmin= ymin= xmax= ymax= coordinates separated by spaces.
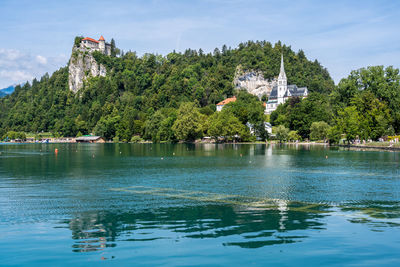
xmin=66 ymin=200 xmax=400 ymax=253
xmin=339 ymin=201 xmax=400 ymax=229
xmin=66 ymin=212 xmax=119 ymax=253
xmin=64 ymin=203 xmax=327 ymax=252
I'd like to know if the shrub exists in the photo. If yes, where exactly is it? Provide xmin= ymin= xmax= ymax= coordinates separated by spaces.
xmin=131 ymin=136 xmax=143 ymax=143
xmin=74 ymin=36 xmax=84 ymax=47
xmin=276 ymin=125 xmax=289 ymax=143
xmin=288 ymin=130 xmax=301 ymax=142
xmin=310 ymin=121 xmax=331 ymax=141
xmin=327 ymin=126 xmax=342 ymax=144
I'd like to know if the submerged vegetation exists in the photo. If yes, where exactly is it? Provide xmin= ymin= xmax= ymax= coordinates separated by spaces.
xmin=0 ymin=39 xmax=399 ymax=143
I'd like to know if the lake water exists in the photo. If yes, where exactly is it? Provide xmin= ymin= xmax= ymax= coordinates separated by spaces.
xmin=0 ymin=143 xmax=399 ymax=266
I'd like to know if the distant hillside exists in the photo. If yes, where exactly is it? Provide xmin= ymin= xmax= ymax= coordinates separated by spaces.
xmin=0 ymin=85 xmax=15 ymax=97
xmin=0 ymin=39 xmax=335 ymax=140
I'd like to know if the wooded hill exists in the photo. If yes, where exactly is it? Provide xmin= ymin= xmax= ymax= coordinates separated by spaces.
xmin=1 ymin=39 xmax=399 ymax=143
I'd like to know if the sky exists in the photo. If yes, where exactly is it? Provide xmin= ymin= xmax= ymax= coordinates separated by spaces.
xmin=0 ymin=0 xmax=399 ymax=88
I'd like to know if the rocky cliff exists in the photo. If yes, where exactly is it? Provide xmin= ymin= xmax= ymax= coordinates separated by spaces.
xmin=68 ymin=47 xmax=107 ymax=93
xmin=233 ymin=66 xmax=276 ymax=99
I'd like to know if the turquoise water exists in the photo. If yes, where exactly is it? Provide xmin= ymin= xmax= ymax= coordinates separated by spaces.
xmin=0 ymin=143 xmax=399 ymax=266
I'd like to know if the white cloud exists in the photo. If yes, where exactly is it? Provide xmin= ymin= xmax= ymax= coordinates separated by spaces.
xmin=1 ymin=0 xmax=399 ymax=86
xmin=36 ymin=55 xmax=47 ymax=65
xmin=0 ymin=49 xmax=24 ymax=61
xmin=0 ymin=48 xmax=67 ymax=88
xmin=0 ymin=70 xmax=34 ymax=82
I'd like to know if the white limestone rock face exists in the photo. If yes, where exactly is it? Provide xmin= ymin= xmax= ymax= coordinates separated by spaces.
xmin=233 ymin=66 xmax=276 ymax=99
xmin=68 ymin=47 xmax=107 ymax=93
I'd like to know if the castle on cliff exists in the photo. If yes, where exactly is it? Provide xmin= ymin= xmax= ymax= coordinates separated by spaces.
xmin=265 ymin=55 xmax=308 ymax=114
xmin=68 ymin=36 xmax=110 ymax=92
xmin=81 ymin=35 xmax=111 ymax=56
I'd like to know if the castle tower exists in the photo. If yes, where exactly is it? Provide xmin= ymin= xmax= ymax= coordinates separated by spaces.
xmin=277 ymin=54 xmax=287 ymax=104
xmin=98 ymin=35 xmax=105 ymax=53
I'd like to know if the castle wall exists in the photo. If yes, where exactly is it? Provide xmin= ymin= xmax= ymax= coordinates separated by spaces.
xmin=81 ymin=39 xmax=111 ymax=56
xmin=82 ymin=40 xmax=99 ymax=50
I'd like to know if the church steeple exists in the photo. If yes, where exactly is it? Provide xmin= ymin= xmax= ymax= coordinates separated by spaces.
xmin=278 ymin=54 xmax=287 ymax=80
xmin=277 ymin=54 xmax=287 ymax=104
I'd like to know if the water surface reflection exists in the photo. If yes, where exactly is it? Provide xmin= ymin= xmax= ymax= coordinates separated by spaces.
xmin=1 ymin=143 xmax=400 ymax=265
xmin=63 ymin=203 xmax=328 ymax=253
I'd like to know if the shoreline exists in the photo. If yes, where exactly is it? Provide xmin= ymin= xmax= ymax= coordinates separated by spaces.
xmin=2 ymin=141 xmax=400 ymax=152
xmin=338 ymin=144 xmax=400 ymax=151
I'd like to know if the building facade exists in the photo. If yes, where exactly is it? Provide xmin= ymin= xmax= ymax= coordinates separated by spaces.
xmin=81 ymin=35 xmax=111 ymax=56
xmin=265 ymin=55 xmax=308 ymax=114
xmin=75 ymin=136 xmax=106 ymax=143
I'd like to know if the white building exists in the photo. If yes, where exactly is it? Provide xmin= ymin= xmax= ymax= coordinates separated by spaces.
xmin=81 ymin=35 xmax=111 ymax=56
xmin=265 ymin=55 xmax=308 ymax=114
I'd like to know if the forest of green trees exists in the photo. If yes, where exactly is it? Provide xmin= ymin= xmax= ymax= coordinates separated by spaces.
xmin=0 ymin=39 xmax=399 ymax=143
xmin=271 ymin=66 xmax=400 ymax=143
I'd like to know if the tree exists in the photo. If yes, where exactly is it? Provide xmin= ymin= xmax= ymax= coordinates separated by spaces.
xmin=75 ymin=115 xmax=88 ymax=136
xmin=3 ymin=131 xmax=26 ymax=140
xmin=310 ymin=121 xmax=331 ymax=141
xmin=327 ymin=126 xmax=342 ymax=144
xmin=332 ymin=66 xmax=400 ymax=132
xmin=110 ymin=38 xmax=120 ymax=57
xmin=94 ymin=115 xmax=120 ymax=140
xmin=144 ymin=110 xmax=165 ymax=142
xmin=172 ymin=102 xmax=204 ymax=141
xmin=225 ymin=91 xmax=265 ymax=124
xmin=252 ymin=121 xmax=269 ymax=141
xmin=336 ymin=106 xmax=360 ymax=143
xmin=74 ymin=36 xmax=84 ymax=47
xmin=207 ymin=110 xmax=248 ymax=141
xmin=158 ymin=111 xmax=177 ymax=142
xmin=350 ymin=91 xmax=392 ymax=140
xmin=261 ymin=94 xmax=268 ymax=102
xmin=288 ymin=130 xmax=301 ymax=142
xmin=276 ymin=125 xmax=289 ymax=143
xmin=270 ymin=93 xmax=332 ymax=139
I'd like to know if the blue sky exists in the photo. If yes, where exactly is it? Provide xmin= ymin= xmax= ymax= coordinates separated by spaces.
xmin=0 ymin=0 xmax=399 ymax=88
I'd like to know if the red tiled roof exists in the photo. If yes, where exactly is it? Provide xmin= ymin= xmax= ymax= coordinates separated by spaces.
xmin=263 ymin=102 xmax=266 ymax=107
xmin=99 ymin=35 xmax=105 ymax=41
xmin=82 ymin=37 xmax=99 ymax=43
xmin=216 ymin=96 xmax=236 ymax=106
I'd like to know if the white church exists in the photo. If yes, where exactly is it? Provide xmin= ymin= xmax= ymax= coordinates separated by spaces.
xmin=265 ymin=55 xmax=308 ymax=114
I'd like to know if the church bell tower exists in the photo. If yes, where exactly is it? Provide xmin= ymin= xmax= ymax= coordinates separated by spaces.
xmin=277 ymin=54 xmax=287 ymax=104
